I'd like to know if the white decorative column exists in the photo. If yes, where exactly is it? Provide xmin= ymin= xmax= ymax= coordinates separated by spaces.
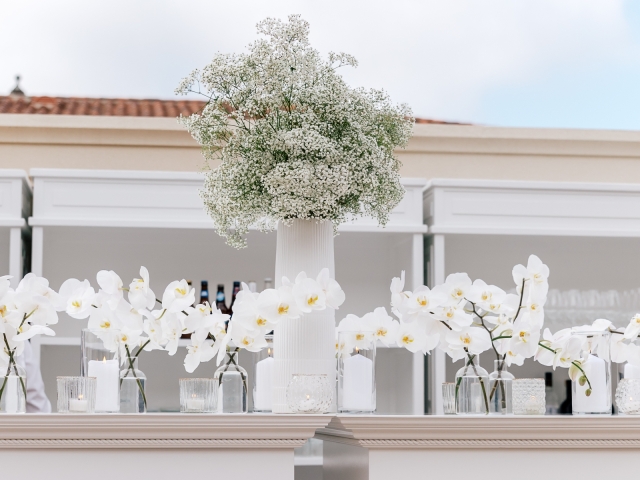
xmin=273 ymin=219 xmax=336 ymax=413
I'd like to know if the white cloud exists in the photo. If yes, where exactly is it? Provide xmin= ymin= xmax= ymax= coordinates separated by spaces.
xmin=1 ymin=0 xmax=637 ymax=124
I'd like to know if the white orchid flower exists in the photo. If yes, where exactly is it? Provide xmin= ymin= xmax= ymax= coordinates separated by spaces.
xmin=88 ymin=304 xmax=122 ymax=348
xmin=0 ymin=276 xmax=12 ymax=301
xmin=183 ymin=302 xmax=212 ymax=334
xmin=292 ymin=272 xmax=327 ymax=313
xmin=504 ymin=349 xmax=525 ymax=367
xmin=142 ymin=313 xmax=166 ymax=350
xmin=445 ymin=326 xmax=491 ymax=356
xmin=184 ymin=329 xmax=216 ymax=373
xmin=161 ymin=312 xmax=184 ymax=356
xmin=390 ymin=270 xmax=410 ymax=315
xmin=257 ymin=288 xmax=301 ymax=323
xmin=337 ymin=314 xmax=375 ymax=350
xmin=97 ymin=270 xmax=124 ymax=308
xmin=492 ymin=321 xmax=514 ymax=355
xmin=397 ymin=321 xmax=433 ymax=353
xmin=509 ymin=319 xmax=540 ymax=358
xmin=128 ymin=266 xmax=156 ymax=311
xmin=317 ymin=268 xmax=345 ymax=309
xmin=363 ymin=307 xmax=399 ymax=346
xmin=440 ymin=273 xmax=472 ymax=307
xmin=467 ymin=279 xmax=506 ymax=311
xmin=59 ymin=278 xmax=95 ymax=319
xmin=624 ymin=314 xmax=640 ymax=340
xmin=228 ymin=322 xmax=267 ymax=353
xmin=232 ymin=285 xmax=274 ymax=334
xmin=432 ymin=303 xmax=473 ymax=331
xmin=162 ymin=279 xmax=195 ymax=313
xmin=402 ymin=285 xmax=447 ymax=323
xmin=335 ymin=330 xmax=354 ymax=359
xmin=512 ymin=254 xmax=549 ymax=289
xmin=13 ymin=323 xmax=55 ymax=342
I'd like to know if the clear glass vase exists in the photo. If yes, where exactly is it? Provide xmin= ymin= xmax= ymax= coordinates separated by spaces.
xmin=82 ymin=329 xmax=119 ymax=413
xmin=455 ymin=354 xmax=489 ymax=415
xmin=489 ymin=359 xmax=514 ymax=415
xmin=214 ymin=350 xmax=248 ymax=413
xmin=0 ymin=363 xmax=27 ymax=414
xmin=571 ymin=330 xmax=611 ymax=415
xmin=120 ymin=357 xmax=147 ymax=413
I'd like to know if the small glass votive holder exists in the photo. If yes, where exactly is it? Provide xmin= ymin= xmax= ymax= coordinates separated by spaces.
xmin=442 ymin=382 xmax=456 ymax=414
xmin=615 ymin=379 xmax=640 ymax=414
xmin=253 ymin=335 xmax=274 ymax=413
xmin=286 ymin=374 xmax=333 ymax=413
xmin=179 ymin=378 xmax=216 ymax=413
xmin=338 ymin=331 xmax=376 ymax=413
xmin=57 ymin=376 xmax=97 ymax=414
xmin=513 ymin=378 xmax=545 ymax=415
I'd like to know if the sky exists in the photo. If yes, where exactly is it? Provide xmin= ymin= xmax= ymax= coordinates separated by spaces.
xmin=3 ymin=0 xmax=640 ymax=130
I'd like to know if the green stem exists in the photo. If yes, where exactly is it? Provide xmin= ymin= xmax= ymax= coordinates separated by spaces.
xmin=123 ymin=345 xmax=147 ymax=410
xmin=537 ymin=342 xmax=592 ymax=391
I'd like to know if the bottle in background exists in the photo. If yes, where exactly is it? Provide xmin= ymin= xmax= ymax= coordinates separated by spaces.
xmin=264 ymin=277 xmax=273 ymax=290
xmin=229 ymin=281 xmax=241 ymax=314
xmin=200 ymin=280 xmax=209 ymax=306
xmin=545 ymin=372 xmax=559 ymax=414
xmin=216 ymin=284 xmax=230 ymax=315
xmin=559 ymin=379 xmax=572 ymax=414
xmin=248 ymin=281 xmax=257 ymax=293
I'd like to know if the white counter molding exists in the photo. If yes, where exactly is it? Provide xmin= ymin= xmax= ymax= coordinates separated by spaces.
xmin=317 ymin=415 xmax=640 ymax=480
xmin=0 ymin=414 xmax=332 ymax=480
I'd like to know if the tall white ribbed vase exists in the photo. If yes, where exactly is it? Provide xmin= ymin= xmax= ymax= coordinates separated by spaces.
xmin=272 ymin=219 xmax=336 ymax=413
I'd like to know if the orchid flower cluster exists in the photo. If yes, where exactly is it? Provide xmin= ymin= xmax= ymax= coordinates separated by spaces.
xmin=0 ymin=274 xmax=60 ymax=401
xmin=177 ymin=15 xmax=413 ymax=248
xmin=335 ymin=255 xmax=635 ymax=403
xmin=184 ymin=268 xmax=345 ymax=373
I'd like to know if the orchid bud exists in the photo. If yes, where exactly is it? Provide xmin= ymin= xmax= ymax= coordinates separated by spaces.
xmin=585 ymin=388 xmax=592 ymax=397
xmin=579 ymin=376 xmax=587 ymax=387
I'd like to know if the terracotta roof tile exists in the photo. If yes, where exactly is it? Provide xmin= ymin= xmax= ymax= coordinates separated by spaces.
xmin=0 ymin=95 xmax=464 ymax=124
xmin=0 ymin=95 xmax=206 ymax=117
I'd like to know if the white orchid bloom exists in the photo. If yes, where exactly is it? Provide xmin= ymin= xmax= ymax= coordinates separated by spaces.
xmin=337 ymin=314 xmax=375 ymax=350
xmin=363 ymin=307 xmax=399 ymax=346
xmin=184 ymin=329 xmax=216 ymax=373
xmin=317 ymin=268 xmax=345 ymax=309
xmin=97 ymin=270 xmax=124 ymax=308
xmin=232 ymin=286 xmax=274 ymax=334
xmin=59 ymin=278 xmax=95 ymax=319
xmin=11 ymin=292 xmax=59 ymax=327
xmin=228 ymin=322 xmax=267 ymax=353
xmin=484 ymin=293 xmax=519 ymax=316
xmin=445 ymin=326 xmax=492 ymax=356
xmin=432 ymin=303 xmax=473 ymax=331
xmin=467 ymin=279 xmax=506 ymax=311
xmin=624 ymin=314 xmax=640 ymax=340
xmin=128 ymin=266 xmax=156 ymax=311
xmin=142 ymin=313 xmax=166 ymax=350
xmin=183 ymin=302 xmax=213 ymax=334
xmin=292 ymin=272 xmax=327 ymax=313
xmin=17 ymin=273 xmax=65 ymax=312
xmin=522 ymin=288 xmax=546 ymax=327
xmin=440 ymin=272 xmax=472 ymax=307
xmin=509 ymin=319 xmax=541 ymax=358
xmin=512 ymin=254 xmax=549 ymax=289
xmin=335 ymin=330 xmax=354 ymax=359
xmin=162 ymin=279 xmax=195 ymax=313
xmin=397 ymin=321 xmax=432 ymax=354
xmin=402 ymin=285 xmax=447 ymax=323
xmin=13 ymin=323 xmax=55 ymax=342
xmin=88 ymin=304 xmax=122 ymax=348
xmin=390 ymin=270 xmax=410 ymax=315
xmin=491 ymin=321 xmax=514 ymax=355
xmin=115 ymin=326 xmax=143 ymax=359
xmin=0 ymin=276 xmax=12 ymax=301
xmin=257 ymin=288 xmax=301 ymax=323
xmin=161 ymin=312 xmax=184 ymax=356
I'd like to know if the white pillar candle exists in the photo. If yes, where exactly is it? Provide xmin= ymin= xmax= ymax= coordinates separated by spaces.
xmin=88 ymin=358 xmax=119 ymax=412
xmin=69 ymin=397 xmax=89 ymax=413
xmin=624 ymin=363 xmax=640 ymax=379
xmin=254 ymin=356 xmax=274 ymax=411
xmin=342 ymin=353 xmax=374 ymax=411
xmin=574 ymin=354 xmax=608 ymax=413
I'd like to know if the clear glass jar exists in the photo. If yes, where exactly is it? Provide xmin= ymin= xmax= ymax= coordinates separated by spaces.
xmin=120 ymin=357 xmax=147 ymax=413
xmin=214 ymin=350 xmax=248 ymax=413
xmin=489 ymin=359 xmax=514 ymax=415
xmin=0 ymin=363 xmax=27 ymax=414
xmin=179 ymin=378 xmax=216 ymax=413
xmin=286 ymin=374 xmax=333 ymax=414
xmin=455 ymin=353 xmax=489 ymax=415
xmin=82 ymin=329 xmax=119 ymax=413
xmin=337 ymin=331 xmax=376 ymax=413
xmin=513 ymin=378 xmax=546 ymax=414
xmin=571 ymin=330 xmax=612 ymax=415
xmin=253 ymin=335 xmax=274 ymax=413
xmin=442 ymin=383 xmax=456 ymax=414
xmin=57 ymin=376 xmax=97 ymax=414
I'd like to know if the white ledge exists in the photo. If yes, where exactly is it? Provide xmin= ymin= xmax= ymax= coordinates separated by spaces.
xmin=0 ymin=414 xmax=333 ymax=449
xmin=316 ymin=415 xmax=640 ymax=449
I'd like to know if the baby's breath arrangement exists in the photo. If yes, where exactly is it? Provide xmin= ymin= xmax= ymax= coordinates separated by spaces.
xmin=176 ymin=14 xmax=413 ymax=248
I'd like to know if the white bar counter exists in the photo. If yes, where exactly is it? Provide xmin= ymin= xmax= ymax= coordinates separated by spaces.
xmin=0 ymin=414 xmax=332 ymax=480
xmin=317 ymin=415 xmax=640 ymax=480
